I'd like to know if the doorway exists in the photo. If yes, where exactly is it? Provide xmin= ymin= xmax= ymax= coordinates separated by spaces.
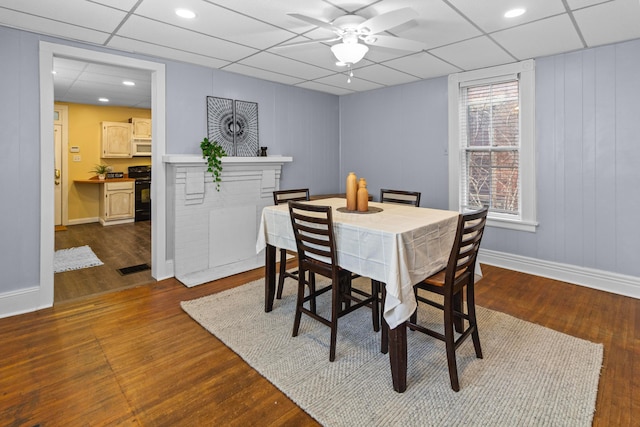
xmin=39 ymin=42 xmax=169 ymax=308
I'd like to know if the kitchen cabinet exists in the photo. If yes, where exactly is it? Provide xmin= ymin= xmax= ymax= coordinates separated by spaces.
xmin=129 ymin=117 xmax=151 ymax=139
xmin=129 ymin=117 xmax=152 ymax=156
xmin=101 ymin=121 xmax=132 ymax=158
xmin=99 ymin=181 xmax=134 ymax=225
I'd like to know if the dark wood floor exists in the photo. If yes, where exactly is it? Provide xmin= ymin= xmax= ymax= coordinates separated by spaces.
xmin=54 ymin=221 xmax=153 ymax=303
xmin=1 ymin=263 xmax=637 ymax=426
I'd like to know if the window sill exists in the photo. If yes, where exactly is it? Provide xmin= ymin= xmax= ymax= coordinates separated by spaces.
xmin=487 ymin=217 xmax=538 ymax=233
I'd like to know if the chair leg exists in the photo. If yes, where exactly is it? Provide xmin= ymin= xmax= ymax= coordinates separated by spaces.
xmin=292 ymin=271 xmax=306 ymax=338
xmin=276 ymin=248 xmax=287 ymax=299
xmin=467 ymin=283 xmax=483 ymax=359
xmin=443 ymin=294 xmax=460 ymax=392
xmin=380 ymin=284 xmax=388 ymax=354
xmin=329 ymin=274 xmax=341 ymax=362
xmin=308 ymin=272 xmax=316 ymax=314
xmin=371 ymin=280 xmax=380 ymax=332
xmin=453 ymin=292 xmax=464 ymax=333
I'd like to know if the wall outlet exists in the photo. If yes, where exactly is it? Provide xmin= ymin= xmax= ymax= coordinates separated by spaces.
xmin=73 ymin=155 xmax=81 ymax=162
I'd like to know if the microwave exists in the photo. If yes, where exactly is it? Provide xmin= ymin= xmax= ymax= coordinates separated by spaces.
xmin=132 ymin=139 xmax=152 ymax=156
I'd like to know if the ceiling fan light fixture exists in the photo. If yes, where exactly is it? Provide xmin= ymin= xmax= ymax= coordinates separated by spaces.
xmin=331 ymin=42 xmax=369 ymax=65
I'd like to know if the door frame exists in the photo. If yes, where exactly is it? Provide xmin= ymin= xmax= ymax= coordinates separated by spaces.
xmin=39 ymin=42 xmax=171 ymax=307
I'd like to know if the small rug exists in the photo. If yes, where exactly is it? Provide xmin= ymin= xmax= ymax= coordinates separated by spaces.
xmin=54 ymin=245 xmax=103 ymax=273
xmin=181 ymin=277 xmax=603 ymax=426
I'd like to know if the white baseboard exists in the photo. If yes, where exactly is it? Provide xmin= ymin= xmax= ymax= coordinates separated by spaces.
xmin=67 ymin=217 xmax=99 ymax=225
xmin=479 ymin=249 xmax=640 ymax=299
xmin=0 ymin=286 xmax=52 ymax=319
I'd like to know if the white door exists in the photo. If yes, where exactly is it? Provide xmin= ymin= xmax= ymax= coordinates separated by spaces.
xmin=54 ymin=122 xmax=62 ymax=226
xmin=54 ymin=105 xmax=67 ymax=227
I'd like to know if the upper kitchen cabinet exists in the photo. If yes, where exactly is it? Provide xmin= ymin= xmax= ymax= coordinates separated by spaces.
xmin=129 ymin=117 xmax=151 ymax=139
xmin=101 ymin=121 xmax=132 ymax=158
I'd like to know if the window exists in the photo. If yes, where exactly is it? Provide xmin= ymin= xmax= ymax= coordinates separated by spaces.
xmin=448 ymin=60 xmax=537 ymax=232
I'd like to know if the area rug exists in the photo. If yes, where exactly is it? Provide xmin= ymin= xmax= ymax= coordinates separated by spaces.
xmin=181 ymin=277 xmax=603 ymax=426
xmin=54 ymin=245 xmax=103 ymax=273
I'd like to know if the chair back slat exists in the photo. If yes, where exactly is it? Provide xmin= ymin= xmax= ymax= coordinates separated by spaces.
xmin=274 ymin=188 xmax=310 ymax=205
xmin=288 ymin=201 xmax=337 ymax=272
xmin=380 ymin=189 xmax=421 ymax=207
xmin=445 ymin=207 xmax=488 ymax=288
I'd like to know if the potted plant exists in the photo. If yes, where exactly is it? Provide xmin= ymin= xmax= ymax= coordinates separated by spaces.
xmin=200 ymin=137 xmax=226 ymax=190
xmin=90 ymin=163 xmax=112 ymax=180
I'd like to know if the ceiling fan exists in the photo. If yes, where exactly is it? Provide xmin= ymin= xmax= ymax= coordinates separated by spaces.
xmin=278 ymin=7 xmax=425 ymax=66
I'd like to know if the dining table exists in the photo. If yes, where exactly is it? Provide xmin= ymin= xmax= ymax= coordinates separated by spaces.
xmin=256 ymin=197 xmax=460 ymax=392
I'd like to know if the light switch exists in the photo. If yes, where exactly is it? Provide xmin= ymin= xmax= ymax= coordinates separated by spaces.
xmin=70 ymin=146 xmax=80 ymax=153
xmin=73 ymin=155 xmax=81 ymax=162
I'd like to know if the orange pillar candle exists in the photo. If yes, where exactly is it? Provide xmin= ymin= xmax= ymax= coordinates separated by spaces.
xmin=357 ymin=178 xmax=369 ymax=212
xmin=346 ymin=172 xmax=357 ymax=211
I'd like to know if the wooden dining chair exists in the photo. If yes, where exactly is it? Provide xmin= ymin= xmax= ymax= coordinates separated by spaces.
xmin=288 ymin=201 xmax=380 ymax=362
xmin=374 ymin=188 xmax=422 ymax=329
xmin=273 ymin=189 xmax=310 ymax=301
xmin=379 ymin=189 xmax=421 ymax=207
xmin=406 ymin=207 xmax=488 ymax=391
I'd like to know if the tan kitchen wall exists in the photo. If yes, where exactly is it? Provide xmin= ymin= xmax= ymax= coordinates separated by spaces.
xmin=58 ymin=102 xmax=151 ymax=223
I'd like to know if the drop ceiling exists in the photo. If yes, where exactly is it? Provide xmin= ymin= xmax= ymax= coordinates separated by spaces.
xmin=2 ymin=0 xmax=640 ymax=107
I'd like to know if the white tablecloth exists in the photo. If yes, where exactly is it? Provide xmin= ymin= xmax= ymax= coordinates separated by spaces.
xmin=256 ymin=198 xmax=459 ymax=329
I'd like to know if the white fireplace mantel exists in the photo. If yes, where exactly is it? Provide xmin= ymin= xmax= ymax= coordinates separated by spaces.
xmin=164 ymin=154 xmax=292 ymax=287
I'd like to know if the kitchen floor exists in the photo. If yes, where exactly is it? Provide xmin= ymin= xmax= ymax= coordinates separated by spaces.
xmin=54 ymin=221 xmax=153 ymax=303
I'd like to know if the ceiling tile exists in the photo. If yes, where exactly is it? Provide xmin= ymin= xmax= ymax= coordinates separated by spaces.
xmin=0 ymin=0 xmax=128 ymax=32
xmin=239 ymin=52 xmax=335 ymax=80
xmin=133 ymin=0 xmax=295 ymax=50
xmin=107 ymin=36 xmax=232 ymax=69
xmin=313 ymin=73 xmax=384 ymax=92
xmin=492 ymin=14 xmax=584 ymax=60
xmin=117 ymin=15 xmax=258 ymax=62
xmin=430 ymin=36 xmax=515 ymax=71
xmin=566 ymin=0 xmax=611 ymax=9
xmin=223 ymin=63 xmax=306 ymax=86
xmin=573 ymin=0 xmax=640 ymax=47
xmin=384 ymin=51 xmax=461 ymax=79
xmin=352 ymin=64 xmax=420 ymax=86
xmin=294 ymin=81 xmax=353 ymax=96
xmin=448 ymin=0 xmax=567 ymax=33
xmin=0 ymin=8 xmax=111 ymax=45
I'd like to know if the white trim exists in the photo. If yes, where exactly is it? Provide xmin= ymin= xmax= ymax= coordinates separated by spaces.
xmin=479 ymin=249 xmax=640 ymax=299
xmin=37 ymin=42 xmax=170 ymax=316
xmin=0 ymin=287 xmax=45 ymax=319
xmin=448 ymin=60 xmax=536 ymax=232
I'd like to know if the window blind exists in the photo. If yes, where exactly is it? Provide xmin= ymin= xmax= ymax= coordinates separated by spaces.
xmin=458 ymin=79 xmax=520 ymax=216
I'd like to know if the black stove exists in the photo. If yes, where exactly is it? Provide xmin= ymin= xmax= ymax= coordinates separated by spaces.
xmin=128 ymin=166 xmax=151 ymax=221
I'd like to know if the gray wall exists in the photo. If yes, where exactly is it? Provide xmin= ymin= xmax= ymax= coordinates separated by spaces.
xmin=339 ymin=39 xmax=640 ymax=278
xmin=2 ymin=21 xmax=638 ymax=302
xmin=165 ymin=61 xmax=340 ymax=195
xmin=0 ymin=25 xmax=340 ymax=296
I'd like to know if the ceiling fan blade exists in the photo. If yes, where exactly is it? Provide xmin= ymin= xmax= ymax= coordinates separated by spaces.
xmin=364 ymin=35 xmax=425 ymax=52
xmin=357 ymin=8 xmax=418 ymax=34
xmin=273 ymin=37 xmax=341 ymax=49
xmin=288 ymin=13 xmax=339 ymax=32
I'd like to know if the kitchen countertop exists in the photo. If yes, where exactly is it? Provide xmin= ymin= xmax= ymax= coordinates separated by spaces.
xmin=74 ymin=175 xmax=135 ymax=184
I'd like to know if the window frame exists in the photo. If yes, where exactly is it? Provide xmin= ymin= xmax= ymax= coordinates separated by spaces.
xmin=448 ymin=60 xmax=537 ymax=232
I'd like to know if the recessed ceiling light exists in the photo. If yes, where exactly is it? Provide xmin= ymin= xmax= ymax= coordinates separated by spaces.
xmin=175 ymin=8 xmax=196 ymax=19
xmin=504 ymin=8 xmax=526 ymax=18
xmin=122 ymin=80 xmax=135 ymax=86
xmin=98 ymin=98 xmax=109 ymax=103
xmin=51 ymin=70 xmax=57 ymax=75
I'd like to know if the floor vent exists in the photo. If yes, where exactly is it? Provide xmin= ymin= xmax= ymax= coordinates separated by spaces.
xmin=118 ymin=263 xmax=151 ymax=276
